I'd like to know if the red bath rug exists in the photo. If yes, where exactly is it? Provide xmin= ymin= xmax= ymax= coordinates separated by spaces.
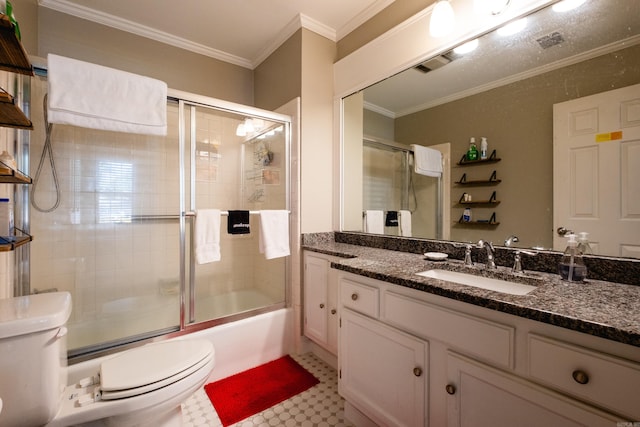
xmin=204 ymin=355 xmax=319 ymax=426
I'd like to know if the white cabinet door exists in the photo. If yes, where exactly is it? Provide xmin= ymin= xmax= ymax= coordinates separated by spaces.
xmin=340 ymin=308 xmax=427 ymax=427
xmin=304 ymin=253 xmax=329 ymax=345
xmin=446 ymin=352 xmax=620 ymax=427
xmin=303 ymin=251 xmax=339 ymax=353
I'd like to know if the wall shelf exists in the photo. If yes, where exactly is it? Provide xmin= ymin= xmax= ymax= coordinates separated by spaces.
xmin=0 ymin=14 xmax=33 ymax=76
xmin=0 ymin=160 xmax=31 ymax=183
xmin=0 ymin=90 xmax=32 ymax=129
xmin=456 ymin=212 xmax=499 ymax=226
xmin=455 ymin=170 xmax=501 ymax=186
xmin=458 ymin=149 xmax=501 ymax=166
xmin=458 ymin=190 xmax=499 ymax=205
xmin=0 ymin=230 xmax=32 ymax=252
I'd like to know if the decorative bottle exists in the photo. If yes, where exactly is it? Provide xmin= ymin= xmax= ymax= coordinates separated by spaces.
xmin=467 ymin=137 xmax=478 ymax=161
xmin=480 ymin=137 xmax=488 ymax=160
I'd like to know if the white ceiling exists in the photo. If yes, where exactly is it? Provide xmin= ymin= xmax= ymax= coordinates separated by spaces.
xmin=37 ymin=0 xmax=394 ymax=69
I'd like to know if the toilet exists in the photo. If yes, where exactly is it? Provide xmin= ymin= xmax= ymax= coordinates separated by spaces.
xmin=0 ymin=292 xmax=215 ymax=427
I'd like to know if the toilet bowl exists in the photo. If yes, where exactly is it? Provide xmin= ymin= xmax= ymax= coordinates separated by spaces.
xmin=0 ymin=292 xmax=215 ymax=427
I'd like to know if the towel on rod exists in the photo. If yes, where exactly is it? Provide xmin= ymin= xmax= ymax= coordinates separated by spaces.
xmin=399 ymin=210 xmax=412 ymax=237
xmin=47 ymin=54 xmax=168 ymax=136
xmin=385 ymin=211 xmax=399 ymax=227
xmin=227 ymin=210 xmax=250 ymax=234
xmin=364 ymin=210 xmax=384 ymax=234
xmin=194 ymin=209 xmax=221 ymax=264
xmin=410 ymin=144 xmax=442 ymax=177
xmin=259 ymin=210 xmax=290 ymax=259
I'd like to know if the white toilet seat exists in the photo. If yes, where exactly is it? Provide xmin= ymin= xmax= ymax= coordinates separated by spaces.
xmin=100 ymin=339 xmax=212 ymax=400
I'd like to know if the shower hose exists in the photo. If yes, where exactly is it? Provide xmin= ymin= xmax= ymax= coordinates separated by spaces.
xmin=31 ymin=93 xmax=61 ymax=213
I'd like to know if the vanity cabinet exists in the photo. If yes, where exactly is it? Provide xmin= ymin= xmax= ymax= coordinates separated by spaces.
xmin=340 ymin=308 xmax=426 ymax=427
xmin=303 ymin=251 xmax=339 ymax=354
xmin=337 ymin=271 xmax=632 ymax=426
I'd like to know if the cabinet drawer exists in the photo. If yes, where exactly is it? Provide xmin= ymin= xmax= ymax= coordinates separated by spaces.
xmin=340 ymin=278 xmax=379 ymax=318
xmin=384 ymin=291 xmax=514 ymax=369
xmin=528 ymin=334 xmax=640 ymax=420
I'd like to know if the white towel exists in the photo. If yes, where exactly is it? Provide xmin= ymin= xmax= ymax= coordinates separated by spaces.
xmin=47 ymin=54 xmax=168 ymax=136
xmin=399 ymin=210 xmax=412 ymax=237
xmin=259 ymin=210 xmax=290 ymax=259
xmin=410 ymin=144 xmax=442 ymax=177
xmin=194 ymin=209 xmax=221 ymax=264
xmin=364 ymin=210 xmax=384 ymax=234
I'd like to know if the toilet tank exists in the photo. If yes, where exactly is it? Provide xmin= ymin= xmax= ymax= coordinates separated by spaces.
xmin=0 ymin=292 xmax=72 ymax=427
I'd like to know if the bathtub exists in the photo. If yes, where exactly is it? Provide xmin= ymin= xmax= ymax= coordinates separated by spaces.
xmin=67 ymin=289 xmax=287 ymax=356
xmin=68 ymin=306 xmax=295 ymax=384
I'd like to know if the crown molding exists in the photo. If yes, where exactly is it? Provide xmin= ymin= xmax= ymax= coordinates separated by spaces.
xmin=337 ymin=0 xmax=395 ymax=40
xmin=364 ymin=101 xmax=396 ymax=119
xmin=38 ymin=0 xmax=254 ymax=69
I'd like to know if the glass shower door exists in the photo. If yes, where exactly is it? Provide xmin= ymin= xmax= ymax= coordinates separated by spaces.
xmin=181 ymin=102 xmax=289 ymax=326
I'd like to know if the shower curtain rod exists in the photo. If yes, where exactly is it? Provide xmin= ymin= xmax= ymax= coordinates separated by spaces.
xmin=131 ymin=210 xmax=290 ymax=221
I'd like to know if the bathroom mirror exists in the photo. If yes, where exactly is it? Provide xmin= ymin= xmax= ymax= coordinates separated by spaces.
xmin=341 ymin=0 xmax=640 ymax=258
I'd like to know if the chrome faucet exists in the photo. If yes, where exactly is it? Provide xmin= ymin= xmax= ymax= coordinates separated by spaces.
xmin=477 ymin=239 xmax=496 ymax=269
xmin=512 ymin=249 xmax=537 ymax=274
xmin=504 ymin=235 xmax=519 ymax=247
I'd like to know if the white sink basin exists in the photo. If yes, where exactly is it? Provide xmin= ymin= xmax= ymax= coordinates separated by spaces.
xmin=416 ymin=269 xmax=537 ymax=295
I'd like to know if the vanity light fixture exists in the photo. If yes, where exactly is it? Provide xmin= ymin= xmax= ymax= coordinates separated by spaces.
xmin=235 ymin=122 xmax=246 ymax=136
xmin=552 ymin=0 xmax=586 ymax=12
xmin=429 ymin=0 xmax=455 ymax=38
xmin=236 ymin=118 xmax=256 ymax=136
xmin=475 ymin=0 xmax=511 ymax=15
xmin=497 ymin=17 xmax=527 ymax=36
xmin=453 ymin=38 xmax=479 ymax=54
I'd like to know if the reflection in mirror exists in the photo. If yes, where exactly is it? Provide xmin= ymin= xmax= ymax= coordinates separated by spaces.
xmin=342 ymin=0 xmax=640 ymax=258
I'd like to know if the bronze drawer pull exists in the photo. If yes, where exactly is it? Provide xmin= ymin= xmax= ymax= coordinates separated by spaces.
xmin=351 ymin=293 xmax=359 ymax=301
xmin=572 ymin=370 xmax=589 ymax=385
xmin=413 ymin=367 xmax=422 ymax=377
xmin=445 ymin=384 xmax=456 ymax=395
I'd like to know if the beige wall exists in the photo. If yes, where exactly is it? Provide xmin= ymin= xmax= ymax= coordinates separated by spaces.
xmin=337 ymin=0 xmax=435 ymax=60
xmin=254 ymin=30 xmax=302 ymax=111
xmin=364 ymin=108 xmax=394 ymax=141
xmin=18 ymin=3 xmax=254 ymax=104
xmin=394 ymin=44 xmax=640 ymax=249
xmin=300 ymin=29 xmax=336 ymax=233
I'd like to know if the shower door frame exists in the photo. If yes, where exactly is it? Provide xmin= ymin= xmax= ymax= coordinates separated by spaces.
xmin=174 ymin=89 xmax=292 ymax=334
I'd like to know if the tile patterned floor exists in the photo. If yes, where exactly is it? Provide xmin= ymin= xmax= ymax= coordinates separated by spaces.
xmin=181 ymin=352 xmax=353 ymax=427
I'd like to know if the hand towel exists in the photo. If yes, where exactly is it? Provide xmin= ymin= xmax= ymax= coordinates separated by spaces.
xmin=259 ymin=210 xmax=290 ymax=259
xmin=364 ymin=210 xmax=384 ymax=234
xmin=399 ymin=210 xmax=412 ymax=237
xmin=410 ymin=144 xmax=442 ymax=177
xmin=47 ymin=54 xmax=167 ymax=136
xmin=195 ymin=209 xmax=221 ymax=264
xmin=227 ymin=210 xmax=250 ymax=234
xmin=385 ymin=211 xmax=399 ymax=227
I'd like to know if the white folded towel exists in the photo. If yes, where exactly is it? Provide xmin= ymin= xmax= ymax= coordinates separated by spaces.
xmin=47 ymin=54 xmax=168 ymax=136
xmin=364 ymin=210 xmax=384 ymax=234
xmin=399 ymin=210 xmax=412 ymax=237
xmin=410 ymin=144 xmax=442 ymax=177
xmin=259 ymin=210 xmax=290 ymax=259
xmin=194 ymin=209 xmax=221 ymax=264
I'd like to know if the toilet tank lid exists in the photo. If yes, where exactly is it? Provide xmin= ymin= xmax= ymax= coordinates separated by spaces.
xmin=0 ymin=292 xmax=72 ymax=339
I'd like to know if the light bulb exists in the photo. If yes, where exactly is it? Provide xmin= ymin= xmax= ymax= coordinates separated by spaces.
xmin=430 ymin=0 xmax=455 ymax=38
xmin=453 ymin=39 xmax=479 ymax=55
xmin=236 ymin=123 xmax=246 ymax=137
xmin=243 ymin=118 xmax=255 ymax=133
xmin=552 ymin=0 xmax=586 ymax=12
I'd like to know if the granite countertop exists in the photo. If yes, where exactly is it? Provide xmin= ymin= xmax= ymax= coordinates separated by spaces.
xmin=303 ymin=240 xmax=640 ymax=348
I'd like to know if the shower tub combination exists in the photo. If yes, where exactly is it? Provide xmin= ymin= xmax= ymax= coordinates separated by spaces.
xmin=26 ymin=75 xmax=294 ymax=362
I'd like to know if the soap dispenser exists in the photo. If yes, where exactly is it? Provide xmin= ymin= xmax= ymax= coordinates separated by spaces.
xmin=467 ymin=137 xmax=478 ymax=161
xmin=558 ymin=234 xmax=587 ymax=282
xmin=577 ymin=232 xmax=593 ymax=255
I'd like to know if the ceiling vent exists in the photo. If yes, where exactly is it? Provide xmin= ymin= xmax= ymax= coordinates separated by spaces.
xmin=536 ymin=31 xmax=565 ymax=49
xmin=414 ymin=55 xmax=452 ymax=73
